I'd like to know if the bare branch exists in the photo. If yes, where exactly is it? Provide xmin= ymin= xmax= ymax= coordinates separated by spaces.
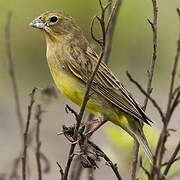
xmin=57 ymin=162 xmax=64 ymax=180
xmin=69 ymin=114 xmax=95 ymax=180
xmin=22 ymin=88 xmax=37 ymax=180
xmin=35 ymin=104 xmax=43 ymax=180
xmin=163 ymin=142 xmax=180 ymax=176
xmin=166 ymin=37 xmax=180 ymax=121
xmin=9 ymin=154 xmax=22 ymax=180
xmin=151 ymin=10 xmax=180 ymax=178
xmin=39 ymin=151 xmax=50 ymax=173
xmin=130 ymin=1 xmax=158 ymax=177
xmin=177 ymin=8 xmax=180 ymax=20
xmin=172 ymin=86 xmax=180 ymax=99
xmin=169 ymin=90 xmax=180 ymax=119
xmin=5 ymin=11 xmax=24 ymax=135
xmin=139 ymin=157 xmax=150 ymax=179
xmin=63 ymin=39 xmax=105 ymax=180
xmin=65 ymin=104 xmax=78 ymax=119
xmin=63 ymin=1 xmax=122 ymax=179
xmin=161 ymin=157 xmax=180 ymax=167
xmin=70 ymin=2 xmax=122 ymax=178
xmin=90 ymin=16 xmax=103 ymax=46
xmin=126 ymin=71 xmax=164 ymax=120
xmin=88 ymin=140 xmax=123 ymax=180
xmin=104 ymin=0 xmax=122 ymax=64
xmin=144 ymin=0 xmax=158 ymax=110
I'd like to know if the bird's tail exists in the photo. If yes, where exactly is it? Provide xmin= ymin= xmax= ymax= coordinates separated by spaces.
xmin=133 ymin=128 xmax=153 ymax=164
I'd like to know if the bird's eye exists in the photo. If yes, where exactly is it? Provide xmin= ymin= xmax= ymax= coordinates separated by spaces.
xmin=50 ymin=16 xmax=58 ymax=23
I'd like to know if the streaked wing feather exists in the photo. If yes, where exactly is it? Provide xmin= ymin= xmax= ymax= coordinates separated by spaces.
xmin=65 ymin=45 xmax=152 ymax=125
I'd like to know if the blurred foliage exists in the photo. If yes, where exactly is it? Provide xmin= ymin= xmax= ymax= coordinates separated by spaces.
xmin=105 ymin=125 xmax=180 ymax=179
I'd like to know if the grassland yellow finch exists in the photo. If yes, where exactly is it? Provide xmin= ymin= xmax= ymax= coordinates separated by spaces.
xmin=30 ymin=11 xmax=153 ymax=163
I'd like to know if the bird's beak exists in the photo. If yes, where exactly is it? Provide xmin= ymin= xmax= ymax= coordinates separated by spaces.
xmin=29 ymin=16 xmax=45 ymax=29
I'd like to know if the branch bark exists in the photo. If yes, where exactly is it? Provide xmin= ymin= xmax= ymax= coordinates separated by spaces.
xmin=22 ymin=88 xmax=37 ymax=180
xmin=5 ymin=11 xmax=24 ymax=136
xmin=130 ymin=0 xmax=158 ymax=179
xmin=63 ymin=1 xmax=122 ymax=179
xmin=35 ymin=104 xmax=43 ymax=180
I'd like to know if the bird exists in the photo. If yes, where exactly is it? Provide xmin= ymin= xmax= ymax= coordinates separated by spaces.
xmin=30 ymin=10 xmax=153 ymax=164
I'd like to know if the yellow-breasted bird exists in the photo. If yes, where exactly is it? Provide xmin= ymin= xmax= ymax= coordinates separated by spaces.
xmin=30 ymin=11 xmax=153 ymax=163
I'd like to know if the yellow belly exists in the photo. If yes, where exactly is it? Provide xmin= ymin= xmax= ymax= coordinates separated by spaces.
xmin=50 ymin=68 xmax=100 ymax=115
xmin=49 ymin=65 xmax=139 ymax=139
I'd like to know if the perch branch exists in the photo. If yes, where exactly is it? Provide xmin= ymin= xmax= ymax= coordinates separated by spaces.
xmin=63 ymin=1 xmax=122 ymax=179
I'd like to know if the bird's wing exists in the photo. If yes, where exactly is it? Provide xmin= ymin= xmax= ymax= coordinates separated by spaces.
xmin=64 ymin=45 xmax=152 ymax=125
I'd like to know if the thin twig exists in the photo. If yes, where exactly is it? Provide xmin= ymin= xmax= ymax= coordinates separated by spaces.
xmin=5 ymin=12 xmax=24 ymax=179
xmin=63 ymin=1 xmax=122 ymax=179
xmin=57 ymin=162 xmax=64 ymax=180
xmin=104 ymin=0 xmax=122 ymax=64
xmin=163 ymin=142 xmax=180 ymax=176
xmin=166 ymin=37 xmax=180 ymax=121
xmin=169 ymin=90 xmax=180 ymax=119
xmin=144 ymin=0 xmax=158 ymax=110
xmin=5 ymin=11 xmax=24 ymax=135
xmin=69 ymin=1 xmax=122 ymax=179
xmin=22 ymin=88 xmax=37 ymax=180
xmin=172 ymin=86 xmax=180 ymax=99
xmin=69 ymin=114 xmax=94 ymax=180
xmin=63 ymin=39 xmax=105 ymax=180
xmin=65 ymin=104 xmax=78 ymax=119
xmin=39 ymin=151 xmax=50 ymax=173
xmin=161 ymin=157 xmax=180 ymax=167
xmin=35 ymin=104 xmax=43 ymax=180
xmin=130 ymin=1 xmax=158 ymax=177
xmin=88 ymin=140 xmax=123 ymax=180
xmin=151 ymin=8 xmax=180 ymax=180
xmin=168 ymin=37 xmax=180 ymax=120
xmin=126 ymin=71 xmax=164 ymax=120
xmin=140 ymin=157 xmax=151 ymax=179
xmin=9 ymin=154 xmax=22 ymax=180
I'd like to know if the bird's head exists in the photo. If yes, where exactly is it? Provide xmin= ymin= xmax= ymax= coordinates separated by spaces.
xmin=30 ymin=11 xmax=84 ymax=43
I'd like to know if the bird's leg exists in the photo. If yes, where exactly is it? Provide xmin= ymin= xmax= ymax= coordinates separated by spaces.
xmin=85 ymin=120 xmax=108 ymax=138
xmin=80 ymin=119 xmax=99 ymax=127
xmin=59 ymin=119 xmax=100 ymax=143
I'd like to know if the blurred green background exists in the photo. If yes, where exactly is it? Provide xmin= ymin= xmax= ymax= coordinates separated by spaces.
xmin=0 ymin=0 xmax=179 ymax=179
